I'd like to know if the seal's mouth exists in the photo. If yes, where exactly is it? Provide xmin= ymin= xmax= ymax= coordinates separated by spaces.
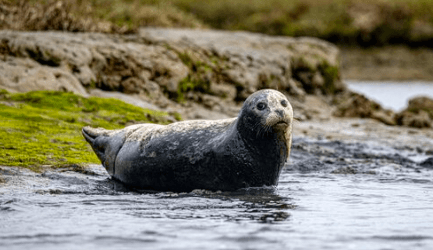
xmin=273 ymin=121 xmax=289 ymax=128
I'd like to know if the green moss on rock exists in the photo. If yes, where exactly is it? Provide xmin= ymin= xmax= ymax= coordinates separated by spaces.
xmin=319 ymin=61 xmax=340 ymax=94
xmin=174 ymin=51 xmax=213 ymax=102
xmin=0 ymin=90 xmax=170 ymax=170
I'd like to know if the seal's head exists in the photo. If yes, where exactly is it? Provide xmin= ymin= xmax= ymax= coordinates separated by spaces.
xmin=238 ymin=89 xmax=293 ymax=138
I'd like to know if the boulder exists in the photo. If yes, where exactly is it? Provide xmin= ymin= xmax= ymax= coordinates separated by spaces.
xmin=395 ymin=96 xmax=433 ymax=128
xmin=333 ymin=92 xmax=396 ymax=125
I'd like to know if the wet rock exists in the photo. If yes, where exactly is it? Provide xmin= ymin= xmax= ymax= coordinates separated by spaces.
xmin=334 ymin=92 xmax=381 ymax=118
xmin=259 ymin=211 xmax=290 ymax=223
xmin=420 ymin=157 xmax=433 ymax=169
xmin=396 ymin=96 xmax=433 ymax=128
xmin=395 ymin=110 xmax=431 ymax=128
xmin=334 ymin=92 xmax=396 ymax=125
xmin=331 ymin=166 xmax=357 ymax=174
xmin=286 ymin=158 xmax=325 ymax=172
xmin=371 ymin=110 xmax=396 ymax=126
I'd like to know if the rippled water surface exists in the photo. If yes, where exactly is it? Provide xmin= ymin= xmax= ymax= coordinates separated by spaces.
xmin=1 ymin=137 xmax=433 ymax=250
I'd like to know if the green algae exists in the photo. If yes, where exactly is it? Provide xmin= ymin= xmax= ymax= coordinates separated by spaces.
xmin=0 ymin=90 xmax=170 ymax=171
xmin=319 ymin=61 xmax=340 ymax=94
xmin=175 ymin=51 xmax=212 ymax=102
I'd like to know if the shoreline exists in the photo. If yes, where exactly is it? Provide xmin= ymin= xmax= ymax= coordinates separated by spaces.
xmin=1 ymin=116 xmax=432 ymax=172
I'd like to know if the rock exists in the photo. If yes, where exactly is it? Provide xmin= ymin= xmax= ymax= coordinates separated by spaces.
xmin=334 ymin=92 xmax=396 ymax=125
xmin=395 ymin=110 xmax=431 ymax=128
xmin=0 ymin=57 xmax=88 ymax=96
xmin=334 ymin=92 xmax=381 ymax=118
xmin=209 ymin=82 xmax=237 ymax=100
xmin=183 ymin=103 xmax=232 ymax=120
xmin=406 ymin=96 xmax=433 ymax=118
xmin=331 ymin=166 xmax=357 ymax=174
xmin=73 ymin=65 xmax=96 ymax=87
xmin=0 ymin=30 xmax=189 ymax=96
xmin=138 ymin=28 xmax=343 ymax=99
xmin=88 ymin=89 xmax=161 ymax=111
xmin=420 ymin=157 xmax=433 ymax=169
xmin=0 ymin=28 xmax=342 ymax=119
xmin=395 ymin=96 xmax=433 ymax=128
xmin=371 ymin=110 xmax=396 ymax=126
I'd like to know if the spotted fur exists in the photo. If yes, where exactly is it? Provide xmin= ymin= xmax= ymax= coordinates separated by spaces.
xmin=82 ymin=89 xmax=294 ymax=191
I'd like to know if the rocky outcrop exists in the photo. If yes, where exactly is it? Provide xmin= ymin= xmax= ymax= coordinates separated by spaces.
xmin=137 ymin=28 xmax=343 ymax=99
xmin=0 ymin=28 xmax=343 ymax=119
xmin=333 ymin=92 xmax=396 ymax=126
xmin=334 ymin=93 xmax=433 ymax=128
xmin=395 ymin=96 xmax=433 ymax=128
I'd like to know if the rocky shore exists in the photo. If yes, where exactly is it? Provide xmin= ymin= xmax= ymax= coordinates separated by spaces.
xmin=1 ymin=28 xmax=432 ymax=126
xmin=0 ymin=28 xmax=342 ymax=120
xmin=1 ymin=27 xmax=433 ymax=170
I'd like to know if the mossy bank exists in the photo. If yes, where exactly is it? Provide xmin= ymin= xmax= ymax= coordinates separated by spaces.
xmin=0 ymin=90 xmax=170 ymax=171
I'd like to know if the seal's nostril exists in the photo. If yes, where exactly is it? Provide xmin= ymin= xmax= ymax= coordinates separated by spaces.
xmin=276 ymin=109 xmax=284 ymax=117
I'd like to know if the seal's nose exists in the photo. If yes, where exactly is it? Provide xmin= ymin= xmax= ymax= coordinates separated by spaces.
xmin=275 ymin=109 xmax=284 ymax=118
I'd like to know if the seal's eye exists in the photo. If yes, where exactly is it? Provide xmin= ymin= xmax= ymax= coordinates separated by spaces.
xmin=281 ymin=100 xmax=288 ymax=107
xmin=256 ymin=102 xmax=267 ymax=110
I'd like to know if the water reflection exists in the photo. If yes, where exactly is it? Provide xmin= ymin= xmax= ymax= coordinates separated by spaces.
xmin=102 ymin=179 xmax=295 ymax=223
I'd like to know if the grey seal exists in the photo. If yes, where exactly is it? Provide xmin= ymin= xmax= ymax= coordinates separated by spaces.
xmin=82 ymin=89 xmax=293 ymax=191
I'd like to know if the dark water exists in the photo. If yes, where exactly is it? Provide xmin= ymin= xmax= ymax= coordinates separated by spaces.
xmin=1 ymin=137 xmax=433 ymax=250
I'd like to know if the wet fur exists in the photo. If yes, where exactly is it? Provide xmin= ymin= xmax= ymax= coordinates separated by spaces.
xmin=83 ymin=89 xmax=293 ymax=192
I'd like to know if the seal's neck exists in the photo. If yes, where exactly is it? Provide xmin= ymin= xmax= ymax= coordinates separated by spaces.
xmin=236 ymin=118 xmax=288 ymax=159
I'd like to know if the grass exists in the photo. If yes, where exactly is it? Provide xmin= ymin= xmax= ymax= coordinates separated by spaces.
xmin=171 ymin=0 xmax=433 ymax=47
xmin=0 ymin=0 xmax=205 ymax=33
xmin=0 ymin=89 xmax=170 ymax=171
xmin=2 ymin=0 xmax=432 ymax=46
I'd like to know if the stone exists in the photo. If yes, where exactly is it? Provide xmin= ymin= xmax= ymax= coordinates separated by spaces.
xmin=89 ymin=89 xmax=161 ymax=111
xmin=395 ymin=96 xmax=433 ymax=128
xmin=0 ymin=57 xmax=87 ymax=96
xmin=138 ymin=28 xmax=342 ymax=99
xmin=395 ymin=110 xmax=431 ymax=128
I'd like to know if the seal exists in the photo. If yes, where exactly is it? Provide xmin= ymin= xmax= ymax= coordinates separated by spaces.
xmin=82 ymin=89 xmax=293 ymax=192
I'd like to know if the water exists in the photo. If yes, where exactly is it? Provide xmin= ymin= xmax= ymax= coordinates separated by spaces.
xmin=346 ymin=81 xmax=433 ymax=111
xmin=2 ymin=137 xmax=433 ymax=250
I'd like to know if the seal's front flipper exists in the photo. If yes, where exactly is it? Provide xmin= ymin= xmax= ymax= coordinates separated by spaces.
xmin=82 ymin=126 xmax=126 ymax=176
